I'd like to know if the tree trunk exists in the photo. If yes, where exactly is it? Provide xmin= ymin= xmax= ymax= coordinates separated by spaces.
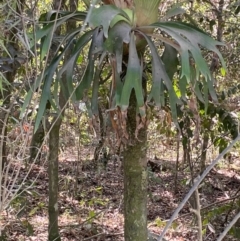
xmin=0 ymin=107 xmax=8 ymax=170
xmin=0 ymin=67 xmax=15 ymax=170
xmin=123 ymin=91 xmax=148 ymax=241
xmin=200 ymin=133 xmax=209 ymax=173
xmin=48 ymin=115 xmax=62 ymax=241
xmin=47 ymin=80 xmax=68 ymax=241
xmin=29 ymin=121 xmax=45 ymax=163
xmin=29 ymin=101 xmax=51 ymax=163
xmin=48 ymin=1 xmax=77 ymax=240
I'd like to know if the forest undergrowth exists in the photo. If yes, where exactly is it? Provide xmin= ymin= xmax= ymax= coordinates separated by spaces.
xmin=0 ymin=122 xmax=240 ymax=241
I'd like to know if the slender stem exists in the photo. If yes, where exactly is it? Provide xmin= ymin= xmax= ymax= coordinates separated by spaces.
xmin=216 ymin=211 xmax=240 ymax=241
xmin=190 ymin=189 xmax=202 ymax=241
xmin=157 ymin=134 xmax=240 ymax=241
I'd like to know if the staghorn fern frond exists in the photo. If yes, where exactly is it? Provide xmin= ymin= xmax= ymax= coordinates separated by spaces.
xmin=29 ymin=3 xmax=226 ymax=132
xmin=134 ymin=0 xmax=161 ymax=25
xmin=102 ymin=0 xmax=161 ymax=25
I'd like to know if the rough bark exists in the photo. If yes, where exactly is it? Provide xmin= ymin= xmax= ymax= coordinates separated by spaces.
xmin=123 ymin=91 xmax=148 ymax=241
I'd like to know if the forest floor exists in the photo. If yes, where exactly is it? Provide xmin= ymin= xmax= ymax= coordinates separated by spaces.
xmin=1 ymin=141 xmax=240 ymax=241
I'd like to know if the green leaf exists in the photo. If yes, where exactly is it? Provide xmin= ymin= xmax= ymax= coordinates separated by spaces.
xmin=28 ymin=23 xmax=54 ymax=48
xmin=207 ymin=77 xmax=218 ymax=102
xmin=220 ymin=67 xmax=226 ymax=76
xmin=203 ymin=79 xmax=209 ymax=114
xmin=91 ymin=67 xmax=101 ymax=116
xmin=111 ymin=58 xmax=123 ymax=107
xmin=154 ymin=217 xmax=167 ymax=227
xmin=193 ymin=81 xmax=204 ymax=103
xmin=148 ymin=21 xmax=226 ymax=81
xmin=57 ymin=29 xmax=95 ymax=102
xmin=59 ymin=29 xmax=94 ymax=77
xmin=189 ymin=67 xmax=204 ymax=102
xmin=0 ymin=74 xmax=8 ymax=97
xmin=40 ymin=24 xmax=54 ymax=61
xmin=0 ymin=72 xmax=10 ymax=86
xmin=20 ymin=74 xmax=44 ymax=119
xmin=89 ymin=210 xmax=95 ymax=218
xmin=56 ymin=25 xmax=85 ymax=53
xmin=0 ymin=39 xmax=11 ymax=57
xmin=29 ymin=206 xmax=39 ymax=216
xmin=82 ymin=0 xmax=90 ymax=8
xmin=139 ymin=21 xmax=226 ymax=110
xmin=35 ymin=91 xmax=48 ymax=133
xmin=29 ymin=11 xmax=86 ymax=49
xmin=75 ymin=29 xmax=102 ymax=100
xmin=120 ymin=32 xmax=144 ymax=113
xmin=179 ymin=75 xmax=188 ymax=100
xmin=88 ymin=5 xmax=129 ymax=38
xmin=137 ymin=31 xmax=181 ymax=123
xmin=163 ymin=5 xmax=185 ymax=20
xmin=34 ymin=44 xmax=69 ymax=132
xmin=139 ymin=35 xmax=167 ymax=106
xmin=45 ymin=10 xmax=85 ymax=21
xmin=161 ymin=43 xmax=178 ymax=80
xmin=110 ymin=8 xmax=135 ymax=27
xmin=104 ymin=21 xmax=131 ymax=73
xmin=40 ymin=10 xmax=86 ymax=22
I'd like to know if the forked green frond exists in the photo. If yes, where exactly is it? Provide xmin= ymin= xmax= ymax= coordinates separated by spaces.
xmin=88 ymin=5 xmax=130 ymax=37
xmin=104 ymin=21 xmax=131 ymax=73
xmin=75 ymin=28 xmax=104 ymax=100
xmin=120 ymin=32 xmax=144 ymax=113
xmin=138 ymin=31 xmax=180 ymax=123
xmin=149 ymin=21 xmax=226 ymax=80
